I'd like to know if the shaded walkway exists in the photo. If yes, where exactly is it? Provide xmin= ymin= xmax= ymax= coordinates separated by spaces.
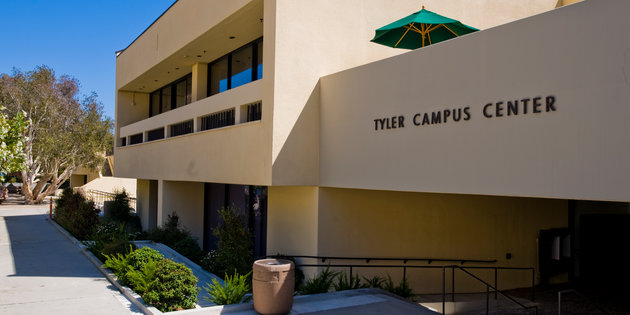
xmin=0 ymin=204 xmax=137 ymax=314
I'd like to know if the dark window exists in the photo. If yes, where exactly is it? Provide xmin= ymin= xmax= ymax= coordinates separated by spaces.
xmin=161 ymin=86 xmax=171 ymax=113
xmin=255 ymin=40 xmax=263 ymax=80
xmin=170 ymin=120 xmax=194 ymax=137
xmin=231 ymin=43 xmax=253 ymax=90
xmin=149 ymin=74 xmax=192 ymax=117
xmin=246 ymin=102 xmax=262 ymax=122
xmin=121 ymin=137 xmax=127 ymax=147
xmin=209 ymin=56 xmax=229 ymax=96
xmin=150 ymin=91 xmax=160 ymax=117
xmin=147 ymin=128 xmax=165 ymax=142
xmin=129 ymin=133 xmax=143 ymax=145
xmin=175 ymin=76 xmax=192 ymax=108
xmin=208 ymin=38 xmax=263 ymax=97
xmin=200 ymin=109 xmax=235 ymax=131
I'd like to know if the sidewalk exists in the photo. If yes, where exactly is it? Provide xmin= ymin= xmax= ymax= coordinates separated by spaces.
xmin=0 ymin=199 xmax=138 ymax=314
xmin=0 ymin=196 xmax=438 ymax=315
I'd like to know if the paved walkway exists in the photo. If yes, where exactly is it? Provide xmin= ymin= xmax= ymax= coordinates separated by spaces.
xmin=0 ymin=195 xmax=438 ymax=315
xmin=0 ymin=197 xmax=138 ymax=314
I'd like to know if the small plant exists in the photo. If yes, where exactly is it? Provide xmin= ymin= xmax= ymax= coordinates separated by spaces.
xmin=146 ymin=212 xmax=204 ymax=263
xmin=143 ymin=259 xmax=199 ymax=312
xmin=209 ymin=206 xmax=254 ymax=277
xmin=361 ymin=275 xmax=386 ymax=289
xmin=54 ymin=188 xmax=100 ymax=240
xmin=126 ymin=260 xmax=159 ymax=295
xmin=86 ymin=222 xmax=132 ymax=261
xmin=204 ymin=271 xmax=252 ymax=305
xmin=102 ymin=248 xmax=133 ymax=286
xmin=333 ymin=272 xmax=362 ymax=291
xmin=383 ymin=274 xmax=415 ymax=299
xmin=127 ymin=247 xmax=163 ymax=270
xmin=107 ymin=190 xmax=133 ymax=222
xmin=299 ymin=266 xmax=340 ymax=295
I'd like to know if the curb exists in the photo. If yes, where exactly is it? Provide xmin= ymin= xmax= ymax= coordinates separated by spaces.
xmin=46 ymin=218 xmax=157 ymax=315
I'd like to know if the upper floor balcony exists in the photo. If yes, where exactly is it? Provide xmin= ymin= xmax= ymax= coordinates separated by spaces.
xmin=118 ymin=79 xmax=262 ymax=147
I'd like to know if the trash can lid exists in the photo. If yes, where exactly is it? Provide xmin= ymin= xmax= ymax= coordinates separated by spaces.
xmin=253 ymin=259 xmax=294 ymax=272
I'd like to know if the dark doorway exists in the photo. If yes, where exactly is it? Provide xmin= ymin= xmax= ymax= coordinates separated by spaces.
xmin=203 ymin=183 xmax=267 ymax=258
xmin=580 ymin=213 xmax=630 ymax=290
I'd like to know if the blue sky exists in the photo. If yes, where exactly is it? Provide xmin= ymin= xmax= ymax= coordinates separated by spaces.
xmin=0 ymin=0 xmax=176 ymax=120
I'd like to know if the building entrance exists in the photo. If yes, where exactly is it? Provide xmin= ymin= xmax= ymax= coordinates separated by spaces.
xmin=203 ymin=183 xmax=267 ymax=258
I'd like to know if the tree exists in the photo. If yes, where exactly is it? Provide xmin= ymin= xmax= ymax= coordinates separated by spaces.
xmin=0 ymin=106 xmax=29 ymax=181
xmin=0 ymin=66 xmax=113 ymax=204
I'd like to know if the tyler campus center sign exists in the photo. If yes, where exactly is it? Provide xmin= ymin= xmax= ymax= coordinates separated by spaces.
xmin=374 ymin=95 xmax=557 ymax=131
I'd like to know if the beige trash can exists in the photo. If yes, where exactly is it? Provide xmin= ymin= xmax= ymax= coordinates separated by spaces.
xmin=252 ymin=259 xmax=295 ymax=315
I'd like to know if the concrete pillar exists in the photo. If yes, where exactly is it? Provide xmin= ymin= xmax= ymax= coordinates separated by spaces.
xmin=192 ymin=62 xmax=208 ymax=102
xmin=157 ymin=179 xmax=165 ymax=228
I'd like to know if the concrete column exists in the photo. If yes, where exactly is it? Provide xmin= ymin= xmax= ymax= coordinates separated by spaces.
xmin=157 ymin=179 xmax=165 ymax=228
xmin=192 ymin=62 xmax=208 ymax=102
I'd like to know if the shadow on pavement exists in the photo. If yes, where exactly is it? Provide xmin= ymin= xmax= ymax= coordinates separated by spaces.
xmin=3 ymin=213 xmax=103 ymax=278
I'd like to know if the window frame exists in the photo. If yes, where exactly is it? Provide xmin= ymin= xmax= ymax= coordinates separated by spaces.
xmin=149 ymin=73 xmax=192 ymax=117
xmin=207 ymin=37 xmax=263 ymax=97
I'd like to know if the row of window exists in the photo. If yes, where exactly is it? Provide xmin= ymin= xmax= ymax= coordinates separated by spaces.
xmin=149 ymin=38 xmax=263 ymax=118
xmin=121 ymin=101 xmax=262 ymax=147
xmin=209 ymin=38 xmax=263 ymax=96
xmin=150 ymin=74 xmax=192 ymax=117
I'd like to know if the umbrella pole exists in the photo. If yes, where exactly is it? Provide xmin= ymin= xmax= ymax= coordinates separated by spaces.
xmin=395 ymin=22 xmax=415 ymax=48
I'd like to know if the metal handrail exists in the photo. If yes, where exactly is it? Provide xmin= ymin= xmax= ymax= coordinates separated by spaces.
xmin=83 ymin=189 xmax=137 ymax=212
xmin=283 ymin=257 xmax=536 ymax=315
xmin=449 ymin=265 xmax=538 ymax=315
xmin=283 ymin=254 xmax=497 ymax=265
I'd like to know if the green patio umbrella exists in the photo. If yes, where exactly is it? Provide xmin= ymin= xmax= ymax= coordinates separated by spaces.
xmin=371 ymin=6 xmax=478 ymax=49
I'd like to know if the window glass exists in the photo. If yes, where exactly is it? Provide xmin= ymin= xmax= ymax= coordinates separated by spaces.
xmin=175 ymin=79 xmax=187 ymax=108
xmin=231 ymin=44 xmax=253 ymax=90
xmin=150 ymin=91 xmax=160 ymax=116
xmin=161 ymin=86 xmax=171 ymax=113
xmin=186 ymin=75 xmax=192 ymax=104
xmin=256 ymin=41 xmax=263 ymax=80
xmin=209 ymin=56 xmax=228 ymax=96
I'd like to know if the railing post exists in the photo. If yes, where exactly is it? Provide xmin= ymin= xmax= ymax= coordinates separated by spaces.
xmin=451 ymin=266 xmax=455 ymax=302
xmin=558 ymin=291 xmax=561 ymax=315
xmin=532 ymin=269 xmax=536 ymax=301
xmin=494 ymin=268 xmax=498 ymax=300
xmin=349 ymin=266 xmax=353 ymax=279
xmin=442 ymin=266 xmax=446 ymax=315
xmin=486 ymin=285 xmax=490 ymax=315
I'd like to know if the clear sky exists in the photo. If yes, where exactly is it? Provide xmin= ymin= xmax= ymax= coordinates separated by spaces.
xmin=0 ymin=0 xmax=176 ymax=120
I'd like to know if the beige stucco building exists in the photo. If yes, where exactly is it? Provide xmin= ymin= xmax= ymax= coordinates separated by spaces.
xmin=114 ymin=0 xmax=630 ymax=294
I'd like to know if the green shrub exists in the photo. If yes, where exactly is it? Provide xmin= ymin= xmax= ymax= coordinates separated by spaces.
xmin=361 ymin=275 xmax=386 ymax=289
xmin=127 ymin=247 xmax=163 ymax=271
xmin=145 ymin=212 xmax=205 ymax=263
xmin=207 ymin=206 xmax=253 ymax=277
xmin=204 ymin=271 xmax=252 ymax=305
xmin=107 ymin=190 xmax=133 ymax=222
xmin=333 ymin=272 xmax=362 ymax=291
xmin=143 ymin=259 xmax=199 ymax=312
xmin=86 ymin=222 xmax=133 ymax=262
xmin=54 ymin=188 xmax=99 ymax=240
xmin=383 ymin=274 xmax=414 ymax=299
xmin=299 ymin=266 xmax=339 ymax=295
xmin=102 ymin=248 xmax=133 ymax=286
xmin=127 ymin=260 xmax=158 ymax=295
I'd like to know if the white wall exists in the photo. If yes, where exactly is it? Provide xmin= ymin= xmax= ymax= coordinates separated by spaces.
xmin=319 ymin=0 xmax=630 ymax=202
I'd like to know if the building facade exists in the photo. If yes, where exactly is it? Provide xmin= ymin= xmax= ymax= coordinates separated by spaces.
xmin=115 ymin=0 xmax=630 ymax=293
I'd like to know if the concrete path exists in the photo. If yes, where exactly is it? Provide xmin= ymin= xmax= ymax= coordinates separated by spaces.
xmin=0 ymin=199 xmax=138 ymax=314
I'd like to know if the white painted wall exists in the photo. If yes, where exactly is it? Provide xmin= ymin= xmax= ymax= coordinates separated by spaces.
xmin=319 ymin=0 xmax=630 ymax=202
